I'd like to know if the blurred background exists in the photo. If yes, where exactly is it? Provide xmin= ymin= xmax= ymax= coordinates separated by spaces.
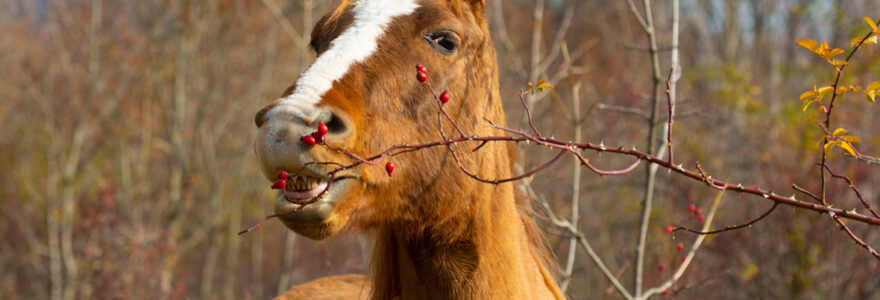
xmin=2 ymin=0 xmax=879 ymax=299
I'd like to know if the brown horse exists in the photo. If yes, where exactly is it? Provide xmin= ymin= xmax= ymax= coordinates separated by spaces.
xmin=254 ymin=0 xmax=564 ymax=298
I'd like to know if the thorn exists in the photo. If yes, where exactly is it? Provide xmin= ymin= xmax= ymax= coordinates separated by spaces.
xmin=737 ymin=184 xmax=743 ymax=189
xmin=676 ymin=164 xmax=684 ymax=170
xmin=763 ymin=193 xmax=770 ymax=199
xmin=791 ymin=195 xmax=797 ymax=200
xmin=599 ymin=142 xmax=606 ymax=151
xmin=526 ymin=140 xmax=530 ymax=145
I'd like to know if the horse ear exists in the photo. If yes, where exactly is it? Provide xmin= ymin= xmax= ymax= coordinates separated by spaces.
xmin=459 ymin=0 xmax=487 ymax=20
xmin=465 ymin=0 xmax=486 ymax=12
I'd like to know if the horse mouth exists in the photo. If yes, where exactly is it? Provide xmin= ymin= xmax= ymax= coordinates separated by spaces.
xmin=282 ymin=174 xmax=330 ymax=201
xmin=273 ymin=174 xmax=356 ymax=224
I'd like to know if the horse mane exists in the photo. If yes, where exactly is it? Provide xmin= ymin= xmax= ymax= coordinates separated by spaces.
xmin=327 ymin=0 xmax=354 ymax=23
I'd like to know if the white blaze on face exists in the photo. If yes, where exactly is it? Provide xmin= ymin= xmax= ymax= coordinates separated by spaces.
xmin=271 ymin=0 xmax=420 ymax=119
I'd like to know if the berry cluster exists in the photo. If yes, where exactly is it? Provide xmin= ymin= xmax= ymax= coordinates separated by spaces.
xmin=688 ymin=203 xmax=705 ymax=222
xmin=272 ymin=170 xmax=289 ymax=190
xmin=416 ymin=64 xmax=428 ymax=82
xmin=301 ymin=122 xmax=329 ymax=146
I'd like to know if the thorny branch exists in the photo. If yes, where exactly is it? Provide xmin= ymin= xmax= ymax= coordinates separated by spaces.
xmin=239 ymin=68 xmax=880 ymax=265
xmin=240 ymin=25 xmax=880 ymax=275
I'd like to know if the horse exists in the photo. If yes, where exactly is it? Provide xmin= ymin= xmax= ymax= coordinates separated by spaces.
xmin=253 ymin=0 xmax=565 ymax=298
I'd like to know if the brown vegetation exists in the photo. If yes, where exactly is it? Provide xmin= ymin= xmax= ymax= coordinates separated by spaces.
xmin=2 ymin=0 xmax=879 ymax=299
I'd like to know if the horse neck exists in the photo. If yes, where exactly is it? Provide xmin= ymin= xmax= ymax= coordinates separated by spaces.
xmin=370 ymin=144 xmax=560 ymax=299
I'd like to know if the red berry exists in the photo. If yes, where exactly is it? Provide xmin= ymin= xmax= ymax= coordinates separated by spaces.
xmin=666 ymin=225 xmax=674 ymax=233
xmin=681 ymin=256 xmax=687 ymax=262
xmin=417 ymin=72 xmax=427 ymax=82
xmin=385 ymin=161 xmax=395 ymax=176
xmin=659 ymin=264 xmax=666 ymax=271
xmin=301 ymin=135 xmax=317 ymax=146
xmin=688 ymin=204 xmax=696 ymax=212
xmin=439 ymin=91 xmax=450 ymax=103
xmin=416 ymin=64 xmax=427 ymax=74
xmin=311 ymin=132 xmax=325 ymax=143
xmin=663 ymin=290 xmax=670 ymax=296
xmin=698 ymin=215 xmax=705 ymax=222
xmin=695 ymin=208 xmax=702 ymax=215
xmin=277 ymin=170 xmax=288 ymax=179
xmin=677 ymin=243 xmax=684 ymax=251
xmin=316 ymin=122 xmax=328 ymax=136
xmin=271 ymin=179 xmax=287 ymax=189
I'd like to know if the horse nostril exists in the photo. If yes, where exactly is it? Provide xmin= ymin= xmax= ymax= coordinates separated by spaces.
xmin=325 ymin=111 xmax=348 ymax=136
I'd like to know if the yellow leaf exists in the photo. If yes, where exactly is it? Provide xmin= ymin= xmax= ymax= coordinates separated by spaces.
xmin=796 ymin=38 xmax=818 ymax=52
xmin=740 ymin=264 xmax=759 ymax=282
xmin=867 ymin=35 xmax=879 ymax=45
xmin=865 ymin=16 xmax=879 ymax=33
xmin=799 ymin=90 xmax=816 ymax=100
xmin=827 ymin=48 xmax=846 ymax=58
xmin=817 ymin=86 xmax=833 ymax=97
xmin=830 ymin=59 xmax=848 ymax=66
xmin=802 ymin=99 xmax=815 ymax=112
xmin=839 ymin=141 xmax=857 ymax=156
xmin=819 ymin=41 xmax=831 ymax=56
xmin=836 ymin=86 xmax=848 ymax=95
xmin=850 ymin=85 xmax=862 ymax=92
xmin=824 ymin=141 xmax=838 ymax=153
xmin=842 ymin=135 xmax=862 ymax=143
xmin=832 ymin=128 xmax=848 ymax=136
xmin=867 ymin=81 xmax=880 ymax=103
xmin=850 ymin=37 xmax=864 ymax=48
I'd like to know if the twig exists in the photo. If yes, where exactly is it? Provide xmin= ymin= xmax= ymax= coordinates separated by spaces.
xmin=596 ymin=103 xmax=650 ymax=120
xmin=537 ymin=197 xmax=633 ymax=300
xmin=641 ymin=189 xmax=723 ymax=299
xmin=675 ymin=203 xmax=778 ymax=235
xmin=823 ymin=165 xmax=879 ymax=218
xmin=830 ymin=215 xmax=880 ymax=260
xmin=845 ymin=153 xmax=880 ymax=165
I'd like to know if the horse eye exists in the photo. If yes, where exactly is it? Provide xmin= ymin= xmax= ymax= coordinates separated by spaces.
xmin=425 ymin=33 xmax=457 ymax=53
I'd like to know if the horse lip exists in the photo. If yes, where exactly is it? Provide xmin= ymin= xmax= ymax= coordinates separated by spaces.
xmin=274 ymin=177 xmax=354 ymax=222
xmin=283 ymin=179 xmax=329 ymax=201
